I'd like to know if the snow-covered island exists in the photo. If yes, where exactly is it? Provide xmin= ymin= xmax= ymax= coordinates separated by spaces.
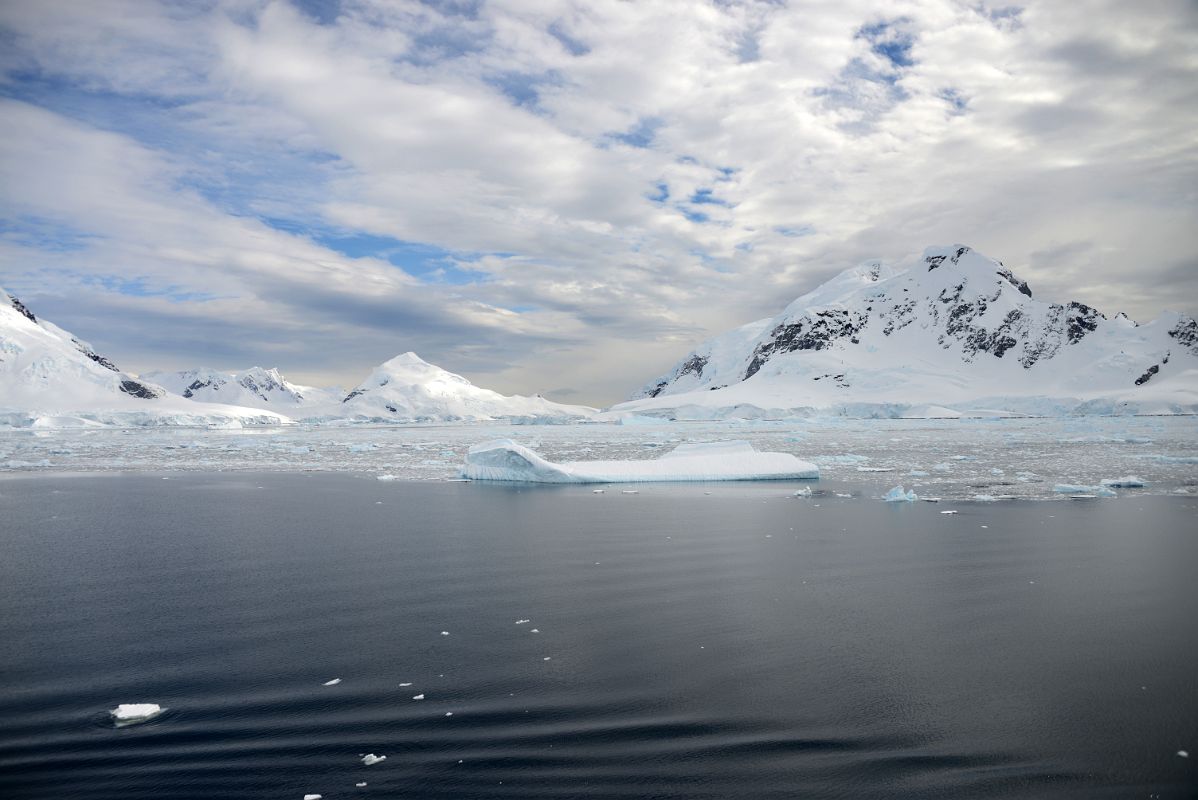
xmin=4 ymin=244 xmax=1197 ymax=430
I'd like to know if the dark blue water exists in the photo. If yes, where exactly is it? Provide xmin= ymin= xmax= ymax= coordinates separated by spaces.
xmin=0 ymin=474 xmax=1195 ymax=799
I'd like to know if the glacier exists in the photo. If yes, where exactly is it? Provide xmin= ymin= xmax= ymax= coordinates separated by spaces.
xmin=461 ymin=439 xmax=820 ymax=483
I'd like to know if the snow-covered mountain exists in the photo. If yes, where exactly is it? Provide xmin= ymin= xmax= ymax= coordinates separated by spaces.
xmin=0 ymin=288 xmax=291 ymax=427
xmin=142 ymin=366 xmax=342 ymax=410
xmin=614 ymin=245 xmax=1198 ymax=418
xmin=324 ymin=352 xmax=596 ymax=423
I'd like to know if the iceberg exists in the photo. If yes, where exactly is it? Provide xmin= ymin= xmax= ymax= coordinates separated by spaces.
xmin=461 ymin=439 xmax=819 ymax=483
xmin=884 ymin=485 xmax=918 ymax=502
xmin=1101 ymin=475 xmax=1146 ymax=488
xmin=361 ymin=753 xmax=386 ymax=765
xmin=110 ymin=703 xmax=164 ymax=726
xmin=1054 ymin=484 xmax=1117 ymax=497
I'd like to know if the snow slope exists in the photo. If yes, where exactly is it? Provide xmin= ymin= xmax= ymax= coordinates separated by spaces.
xmin=143 ymin=366 xmax=342 ymax=410
xmin=616 ymin=245 xmax=1198 ymax=418
xmin=310 ymin=352 xmax=596 ymax=423
xmin=0 ymin=288 xmax=291 ymax=427
xmin=462 ymin=439 xmax=819 ymax=482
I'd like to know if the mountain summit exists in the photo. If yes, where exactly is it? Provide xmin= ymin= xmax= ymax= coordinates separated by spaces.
xmin=617 ymin=245 xmax=1198 ymax=417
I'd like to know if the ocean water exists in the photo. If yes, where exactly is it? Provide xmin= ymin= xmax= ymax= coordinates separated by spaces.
xmin=0 ymin=474 xmax=1195 ymax=799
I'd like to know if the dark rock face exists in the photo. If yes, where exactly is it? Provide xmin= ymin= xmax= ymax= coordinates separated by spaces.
xmin=73 ymin=341 xmax=119 ymax=372
xmin=343 ymin=389 xmax=366 ymax=403
xmin=881 ymin=298 xmax=917 ymax=336
xmin=812 ymin=373 xmax=850 ymax=388
xmin=119 ymin=379 xmax=162 ymax=399
xmin=182 ymin=378 xmax=217 ymax=398
xmin=1169 ymin=317 xmax=1198 ymax=356
xmin=1066 ymin=301 xmax=1102 ymax=344
xmin=8 ymin=294 xmax=37 ymax=323
xmin=997 ymin=268 xmax=1033 ymax=298
xmin=744 ymin=309 xmax=868 ymax=380
xmin=678 ymin=355 xmax=708 ymax=379
xmin=925 ymin=254 xmax=946 ymax=270
xmin=1135 ymin=365 xmax=1160 ymax=386
xmin=647 ymin=381 xmax=669 ymax=399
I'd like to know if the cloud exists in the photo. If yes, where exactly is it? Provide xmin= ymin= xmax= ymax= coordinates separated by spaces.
xmin=1 ymin=0 xmax=1196 ymax=404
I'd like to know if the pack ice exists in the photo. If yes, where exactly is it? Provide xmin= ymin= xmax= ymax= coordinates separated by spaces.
xmin=461 ymin=439 xmax=819 ymax=483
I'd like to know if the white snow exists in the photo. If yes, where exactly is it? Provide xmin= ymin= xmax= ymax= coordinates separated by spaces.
xmin=461 ymin=439 xmax=819 ymax=483
xmin=884 ymin=485 xmax=918 ymax=502
xmin=361 ymin=754 xmax=386 ymax=765
xmin=110 ymin=703 xmax=164 ymax=725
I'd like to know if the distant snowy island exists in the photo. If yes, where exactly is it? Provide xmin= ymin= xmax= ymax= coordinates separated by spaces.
xmin=3 ymin=244 xmax=1196 ymax=428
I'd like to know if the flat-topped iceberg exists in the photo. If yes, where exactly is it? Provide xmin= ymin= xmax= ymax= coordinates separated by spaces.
xmin=109 ymin=703 xmax=164 ymax=726
xmin=462 ymin=439 xmax=819 ymax=483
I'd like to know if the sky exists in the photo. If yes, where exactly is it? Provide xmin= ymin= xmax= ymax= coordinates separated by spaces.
xmin=1 ymin=0 xmax=1196 ymax=406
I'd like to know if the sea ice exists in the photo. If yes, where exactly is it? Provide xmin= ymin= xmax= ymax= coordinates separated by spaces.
xmin=461 ymin=439 xmax=819 ymax=483
xmin=940 ymin=510 xmax=958 ymax=514
xmin=1054 ymin=484 xmax=1117 ymax=497
xmin=1101 ymin=475 xmax=1146 ymax=488
xmin=304 ymin=794 xmax=323 ymax=799
xmin=322 ymin=678 xmax=341 ymax=686
xmin=361 ymin=754 xmax=386 ymax=765
xmin=357 ymin=782 xmax=367 ymax=787
xmin=413 ymin=694 xmax=424 ymax=700
xmin=109 ymin=703 xmax=164 ymax=726
xmin=884 ymin=485 xmax=918 ymax=502
xmin=376 ymin=474 xmax=398 ymax=481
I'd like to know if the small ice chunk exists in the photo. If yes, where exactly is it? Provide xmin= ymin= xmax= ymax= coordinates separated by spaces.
xmin=834 ymin=492 xmax=852 ymax=498
xmin=1101 ymin=475 xmax=1146 ymax=488
xmin=1054 ymin=483 xmax=1115 ymax=496
xmin=362 ymin=753 xmax=386 ymax=765
xmin=973 ymin=494 xmax=997 ymax=502
xmin=857 ymin=466 xmax=894 ymax=472
xmin=622 ymin=490 xmax=639 ymax=494
xmin=356 ymin=783 xmax=367 ymax=788
xmin=399 ymin=682 xmax=412 ymax=687
xmin=376 ymin=474 xmax=398 ymax=481
xmin=322 ymin=678 xmax=341 ymax=686
xmin=413 ymin=693 xmax=425 ymax=700
xmin=445 ymin=712 xmax=454 ymax=717
xmin=592 ymin=489 xmax=605 ymax=493
xmin=884 ymin=485 xmax=917 ymax=503
xmin=530 ymin=628 xmax=540 ymax=633
xmin=909 ymin=470 xmax=929 ymax=477
xmin=940 ymin=510 xmax=958 ymax=515
xmin=543 ymin=656 xmax=551 ymax=661
xmin=440 ymin=631 xmax=450 ymax=636
xmin=515 ymin=619 xmax=531 ymax=625
xmin=305 ymin=794 xmax=323 ymax=799
xmin=1179 ymin=750 xmax=1189 ymax=758
xmin=791 ymin=487 xmax=811 ymax=497
xmin=110 ymin=703 xmax=164 ymax=726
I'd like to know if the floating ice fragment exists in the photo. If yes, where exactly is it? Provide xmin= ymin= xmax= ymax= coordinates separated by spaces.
xmin=362 ymin=753 xmax=386 ymax=765
xmin=399 ymin=682 xmax=412 ymax=687
xmin=305 ymin=794 xmax=323 ymax=799
xmin=515 ymin=619 xmax=530 ymax=625
xmin=322 ymin=678 xmax=341 ymax=686
xmin=376 ymin=474 xmax=398 ymax=481
xmin=973 ymin=494 xmax=997 ymax=502
xmin=791 ymin=487 xmax=811 ymax=497
xmin=413 ymin=694 xmax=424 ymax=700
xmin=543 ymin=657 xmax=552 ymax=661
xmin=1101 ymin=476 xmax=1146 ymax=488
xmin=110 ymin=704 xmax=164 ymax=726
xmin=857 ymin=466 xmax=894 ymax=473
xmin=356 ymin=782 xmax=367 ymax=787
xmin=440 ymin=631 xmax=449 ymax=636
xmin=1179 ymin=750 xmax=1189 ymax=758
xmin=621 ymin=490 xmax=639 ymax=494
xmin=909 ymin=470 xmax=929 ymax=477
xmin=884 ymin=485 xmax=918 ymax=503
xmin=1054 ymin=484 xmax=1115 ymax=496
xmin=445 ymin=712 xmax=453 ymax=717
xmin=834 ymin=492 xmax=852 ymax=498
xmin=940 ymin=510 xmax=958 ymax=515
xmin=531 ymin=628 xmax=540 ymax=633
xmin=921 ymin=497 xmax=941 ymax=503
xmin=592 ymin=489 xmax=604 ymax=493
xmin=462 ymin=439 xmax=819 ymax=483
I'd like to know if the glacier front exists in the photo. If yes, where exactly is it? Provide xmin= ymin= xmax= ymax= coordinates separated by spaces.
xmin=461 ymin=439 xmax=820 ymax=483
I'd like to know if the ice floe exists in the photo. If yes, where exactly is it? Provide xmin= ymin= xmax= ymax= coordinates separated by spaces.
xmin=1054 ymin=484 xmax=1117 ymax=497
xmin=461 ymin=439 xmax=819 ymax=483
xmin=110 ymin=703 xmax=164 ymax=726
xmin=1101 ymin=475 xmax=1146 ymax=488
xmin=361 ymin=753 xmax=386 ymax=765
xmin=322 ymin=678 xmax=341 ymax=686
